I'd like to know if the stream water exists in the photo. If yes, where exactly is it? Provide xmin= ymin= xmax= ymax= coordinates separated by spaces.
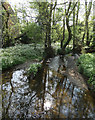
xmin=2 ymin=56 xmax=95 ymax=119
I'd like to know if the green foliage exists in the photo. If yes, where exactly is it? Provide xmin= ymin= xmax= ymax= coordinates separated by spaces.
xmin=57 ymin=48 xmax=64 ymax=55
xmin=22 ymin=22 xmax=42 ymax=44
xmin=1 ymin=44 xmax=44 ymax=70
xmin=77 ymin=53 xmax=95 ymax=88
xmin=27 ymin=63 xmax=41 ymax=76
xmin=57 ymin=47 xmax=72 ymax=55
xmin=51 ymin=24 xmax=62 ymax=43
xmin=65 ymin=47 xmax=72 ymax=54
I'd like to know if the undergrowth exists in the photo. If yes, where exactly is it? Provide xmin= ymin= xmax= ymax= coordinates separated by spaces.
xmin=77 ymin=53 xmax=95 ymax=89
xmin=27 ymin=63 xmax=41 ymax=76
xmin=0 ymin=44 xmax=44 ymax=70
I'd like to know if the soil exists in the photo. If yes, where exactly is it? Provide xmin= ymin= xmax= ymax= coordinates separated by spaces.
xmin=60 ymin=55 xmax=88 ymax=90
xmin=61 ymin=55 xmax=95 ymax=99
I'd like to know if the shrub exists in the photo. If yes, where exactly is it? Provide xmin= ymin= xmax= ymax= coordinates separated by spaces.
xmin=27 ymin=63 xmax=41 ymax=76
xmin=65 ymin=47 xmax=72 ymax=54
xmin=57 ymin=48 xmax=64 ymax=55
xmin=77 ymin=53 xmax=95 ymax=88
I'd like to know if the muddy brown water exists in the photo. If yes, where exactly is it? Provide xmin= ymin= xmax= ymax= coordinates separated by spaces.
xmin=2 ymin=56 xmax=95 ymax=119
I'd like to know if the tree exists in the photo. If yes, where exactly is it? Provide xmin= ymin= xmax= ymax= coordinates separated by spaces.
xmin=82 ymin=0 xmax=92 ymax=47
xmin=30 ymin=1 xmax=57 ymax=48
xmin=73 ymin=0 xmax=76 ymax=52
xmin=61 ymin=2 xmax=66 ymax=49
xmin=24 ymin=22 xmax=42 ymax=45
xmin=92 ymin=1 xmax=95 ymax=47
xmin=73 ymin=0 xmax=80 ymax=52
xmin=1 ymin=2 xmax=21 ymax=47
xmin=63 ymin=1 xmax=77 ymax=50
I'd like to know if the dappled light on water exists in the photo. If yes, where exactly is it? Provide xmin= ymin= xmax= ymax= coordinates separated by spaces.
xmin=44 ymin=101 xmax=52 ymax=110
xmin=2 ymin=56 xmax=95 ymax=119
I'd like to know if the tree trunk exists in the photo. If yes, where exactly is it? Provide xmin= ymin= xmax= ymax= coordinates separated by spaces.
xmin=92 ymin=1 xmax=95 ymax=47
xmin=76 ymin=1 xmax=80 ymax=26
xmin=73 ymin=1 xmax=76 ymax=52
xmin=63 ymin=16 xmax=72 ymax=49
xmin=47 ymin=2 xmax=53 ymax=47
xmin=63 ymin=2 xmax=77 ymax=50
xmin=61 ymin=17 xmax=65 ymax=49
xmin=61 ymin=3 xmax=66 ymax=49
xmin=45 ymin=26 xmax=48 ymax=48
xmin=85 ymin=0 xmax=92 ymax=46
xmin=82 ymin=33 xmax=85 ymax=44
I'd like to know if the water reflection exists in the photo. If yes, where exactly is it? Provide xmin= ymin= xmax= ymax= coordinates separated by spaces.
xmin=2 ymin=56 xmax=95 ymax=119
xmin=44 ymin=101 xmax=52 ymax=110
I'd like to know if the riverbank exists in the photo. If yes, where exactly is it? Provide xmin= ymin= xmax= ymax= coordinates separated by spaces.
xmin=60 ymin=54 xmax=95 ymax=99
xmin=0 ymin=44 xmax=44 ymax=71
xmin=61 ymin=55 xmax=88 ymax=90
xmin=77 ymin=53 xmax=95 ymax=97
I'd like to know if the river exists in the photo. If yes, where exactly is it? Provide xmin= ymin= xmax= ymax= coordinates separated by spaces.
xmin=2 ymin=56 xmax=95 ymax=119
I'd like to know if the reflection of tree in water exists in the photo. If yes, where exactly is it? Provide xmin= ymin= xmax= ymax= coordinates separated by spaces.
xmin=2 ymin=58 xmax=95 ymax=119
xmin=29 ymin=61 xmax=95 ymax=118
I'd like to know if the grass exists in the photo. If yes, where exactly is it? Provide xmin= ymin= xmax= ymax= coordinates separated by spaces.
xmin=0 ymin=44 xmax=44 ymax=70
xmin=77 ymin=53 xmax=95 ymax=89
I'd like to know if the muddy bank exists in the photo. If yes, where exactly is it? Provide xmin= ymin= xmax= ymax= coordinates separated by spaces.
xmin=62 ymin=55 xmax=95 ymax=99
xmin=59 ymin=55 xmax=88 ymax=90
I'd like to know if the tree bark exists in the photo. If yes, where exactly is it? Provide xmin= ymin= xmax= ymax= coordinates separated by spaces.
xmin=73 ymin=1 xmax=76 ymax=52
xmin=85 ymin=0 xmax=92 ymax=46
xmin=63 ymin=16 xmax=72 ymax=49
xmin=63 ymin=2 xmax=77 ymax=49
xmin=92 ymin=1 xmax=95 ymax=47
xmin=76 ymin=1 xmax=80 ymax=26
xmin=47 ymin=1 xmax=57 ymax=48
xmin=61 ymin=17 xmax=65 ymax=49
xmin=61 ymin=3 xmax=66 ymax=49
